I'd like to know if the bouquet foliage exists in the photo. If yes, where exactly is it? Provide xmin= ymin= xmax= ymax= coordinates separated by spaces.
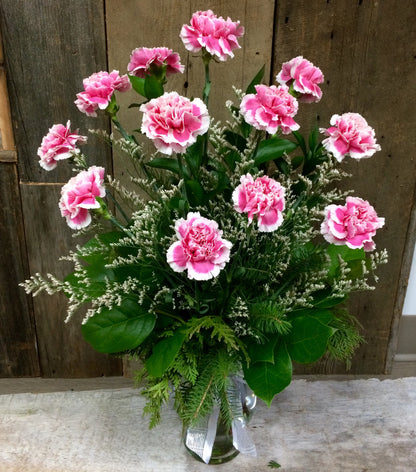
xmin=23 ymin=10 xmax=387 ymax=429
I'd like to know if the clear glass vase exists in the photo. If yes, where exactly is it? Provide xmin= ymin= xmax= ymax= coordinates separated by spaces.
xmin=183 ymin=376 xmax=257 ymax=465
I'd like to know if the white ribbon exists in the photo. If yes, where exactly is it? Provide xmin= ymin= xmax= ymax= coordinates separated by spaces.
xmin=184 ymin=377 xmax=257 ymax=463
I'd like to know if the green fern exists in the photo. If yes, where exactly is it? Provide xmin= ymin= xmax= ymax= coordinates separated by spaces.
xmin=327 ymin=313 xmax=364 ymax=369
xmin=249 ymin=301 xmax=292 ymax=335
xmin=185 ymin=316 xmax=240 ymax=351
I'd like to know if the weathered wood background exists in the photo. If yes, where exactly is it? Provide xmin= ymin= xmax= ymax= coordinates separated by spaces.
xmin=0 ymin=0 xmax=415 ymax=377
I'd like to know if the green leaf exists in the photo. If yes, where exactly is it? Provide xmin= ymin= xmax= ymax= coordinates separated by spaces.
xmin=145 ymin=329 xmax=187 ymax=378
xmin=185 ymin=179 xmax=205 ymax=206
xmin=246 ymin=65 xmax=265 ymax=95
xmin=184 ymin=136 xmax=203 ymax=177
xmin=243 ymin=342 xmax=292 ymax=406
xmin=326 ymin=244 xmax=366 ymax=279
xmin=292 ymin=130 xmax=307 ymax=156
xmin=81 ymin=299 xmax=156 ymax=353
xmin=128 ymin=74 xmax=145 ymax=96
xmin=308 ymin=126 xmax=320 ymax=152
xmin=144 ymin=74 xmax=164 ymax=99
xmin=223 ymin=130 xmax=247 ymax=152
xmin=246 ymin=337 xmax=278 ymax=364
xmin=146 ymin=157 xmax=180 ymax=174
xmin=268 ymin=460 xmax=282 ymax=469
xmin=253 ymin=137 xmax=297 ymax=166
xmin=285 ymin=316 xmax=334 ymax=363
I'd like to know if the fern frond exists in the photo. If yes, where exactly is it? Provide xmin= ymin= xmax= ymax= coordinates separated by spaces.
xmin=249 ymin=301 xmax=292 ymax=335
xmin=327 ymin=312 xmax=364 ymax=369
xmin=185 ymin=316 xmax=240 ymax=351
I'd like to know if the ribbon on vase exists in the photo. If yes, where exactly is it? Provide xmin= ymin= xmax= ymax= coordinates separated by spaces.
xmin=184 ymin=376 xmax=257 ymax=463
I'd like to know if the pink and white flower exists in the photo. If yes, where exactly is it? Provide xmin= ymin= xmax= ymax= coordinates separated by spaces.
xmin=233 ymin=174 xmax=286 ymax=232
xmin=37 ymin=121 xmax=87 ymax=171
xmin=75 ymin=70 xmax=131 ymax=117
xmin=240 ymin=84 xmax=299 ymax=135
xmin=180 ymin=10 xmax=244 ymax=62
xmin=59 ymin=166 xmax=106 ymax=230
xmin=321 ymin=196 xmax=384 ymax=251
xmin=127 ymin=47 xmax=184 ymax=78
xmin=140 ymin=92 xmax=209 ymax=155
xmin=321 ymin=113 xmax=381 ymax=162
xmin=167 ymin=212 xmax=232 ymax=280
xmin=276 ymin=56 xmax=324 ymax=103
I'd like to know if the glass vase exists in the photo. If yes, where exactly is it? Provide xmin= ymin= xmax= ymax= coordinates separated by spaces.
xmin=183 ymin=376 xmax=257 ymax=465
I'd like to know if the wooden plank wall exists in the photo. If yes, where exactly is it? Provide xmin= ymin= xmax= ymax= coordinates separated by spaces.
xmin=0 ymin=0 xmax=121 ymax=377
xmin=0 ymin=0 xmax=414 ymax=377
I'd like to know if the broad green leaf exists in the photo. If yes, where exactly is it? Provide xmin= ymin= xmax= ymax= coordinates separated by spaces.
xmin=128 ymin=74 xmax=145 ymax=96
xmin=146 ymin=157 xmax=180 ymax=174
xmin=312 ymin=289 xmax=347 ymax=309
xmin=243 ymin=342 xmax=292 ymax=406
xmin=81 ymin=299 xmax=156 ymax=353
xmin=246 ymin=64 xmax=265 ymax=95
xmin=145 ymin=329 xmax=187 ymax=378
xmin=289 ymin=308 xmax=334 ymax=324
xmin=285 ymin=316 xmax=334 ymax=363
xmin=144 ymin=74 xmax=164 ymax=99
xmin=327 ymin=244 xmax=365 ymax=279
xmin=253 ymin=137 xmax=297 ymax=166
xmin=246 ymin=337 xmax=278 ymax=364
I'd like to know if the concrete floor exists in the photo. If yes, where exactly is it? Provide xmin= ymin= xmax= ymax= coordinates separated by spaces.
xmin=0 ymin=377 xmax=415 ymax=472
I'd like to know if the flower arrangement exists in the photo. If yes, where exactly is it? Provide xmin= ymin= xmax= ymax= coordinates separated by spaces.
xmin=23 ymin=9 xmax=387 ymax=462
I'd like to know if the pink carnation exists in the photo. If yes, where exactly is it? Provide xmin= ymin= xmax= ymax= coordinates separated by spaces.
xmin=180 ymin=10 xmax=244 ymax=62
xmin=240 ymin=84 xmax=299 ymax=135
xmin=167 ymin=212 xmax=232 ymax=280
xmin=233 ymin=174 xmax=286 ymax=232
xmin=59 ymin=166 xmax=106 ymax=230
xmin=37 ymin=121 xmax=87 ymax=171
xmin=276 ymin=56 xmax=324 ymax=103
xmin=140 ymin=92 xmax=209 ymax=155
xmin=321 ymin=113 xmax=381 ymax=162
xmin=75 ymin=70 xmax=131 ymax=117
xmin=321 ymin=197 xmax=384 ymax=251
xmin=127 ymin=47 xmax=184 ymax=78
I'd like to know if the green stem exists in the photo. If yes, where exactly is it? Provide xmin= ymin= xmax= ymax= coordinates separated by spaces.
xmin=106 ymin=190 xmax=131 ymax=225
xmin=201 ymin=51 xmax=212 ymax=166
xmin=176 ymin=153 xmax=188 ymax=210
xmin=153 ymin=309 xmax=185 ymax=324
xmin=111 ymin=116 xmax=132 ymax=142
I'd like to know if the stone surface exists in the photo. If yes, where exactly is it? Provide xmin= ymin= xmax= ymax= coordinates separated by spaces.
xmin=0 ymin=378 xmax=415 ymax=471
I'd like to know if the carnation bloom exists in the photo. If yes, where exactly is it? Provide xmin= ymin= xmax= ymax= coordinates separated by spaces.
xmin=167 ymin=212 xmax=232 ymax=280
xmin=180 ymin=10 xmax=244 ymax=61
xmin=59 ymin=166 xmax=106 ymax=230
xmin=140 ymin=91 xmax=209 ymax=155
xmin=321 ymin=113 xmax=381 ymax=162
xmin=127 ymin=47 xmax=184 ymax=78
xmin=321 ymin=196 xmax=384 ymax=251
xmin=37 ymin=121 xmax=87 ymax=171
xmin=240 ymin=84 xmax=299 ymax=135
xmin=233 ymin=174 xmax=286 ymax=232
xmin=75 ymin=70 xmax=131 ymax=117
xmin=276 ymin=56 xmax=324 ymax=103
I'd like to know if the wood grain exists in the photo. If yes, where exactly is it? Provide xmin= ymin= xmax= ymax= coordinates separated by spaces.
xmin=0 ymin=164 xmax=39 ymax=377
xmin=0 ymin=0 xmax=112 ymax=183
